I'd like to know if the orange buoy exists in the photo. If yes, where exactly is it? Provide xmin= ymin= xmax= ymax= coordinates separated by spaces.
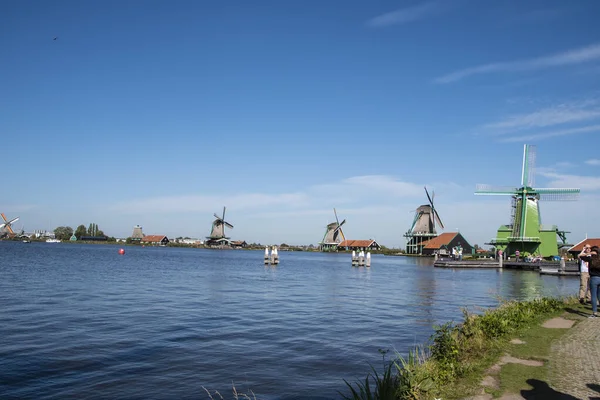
xmin=118 ymin=248 xmax=125 ymax=255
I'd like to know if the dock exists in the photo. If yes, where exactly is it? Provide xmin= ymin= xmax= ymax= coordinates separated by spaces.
xmin=434 ymin=258 xmax=580 ymax=275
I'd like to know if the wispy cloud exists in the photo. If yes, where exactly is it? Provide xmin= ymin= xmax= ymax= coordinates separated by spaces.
xmin=483 ymin=101 xmax=600 ymax=131
xmin=366 ymin=1 xmax=442 ymax=28
xmin=586 ymin=159 xmax=600 ymax=166
xmin=434 ymin=42 xmax=600 ymax=84
xmin=499 ymin=124 xmax=600 ymax=143
xmin=537 ymin=171 xmax=600 ymax=191
xmin=480 ymin=99 xmax=600 ymax=143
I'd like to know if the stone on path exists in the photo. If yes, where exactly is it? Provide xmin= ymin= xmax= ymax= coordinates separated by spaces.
xmin=510 ymin=338 xmax=525 ymax=344
xmin=542 ymin=317 xmax=574 ymax=329
xmin=499 ymin=355 xmax=544 ymax=367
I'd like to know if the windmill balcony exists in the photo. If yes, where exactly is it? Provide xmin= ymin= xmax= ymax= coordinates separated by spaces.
xmin=507 ymin=236 xmax=541 ymax=243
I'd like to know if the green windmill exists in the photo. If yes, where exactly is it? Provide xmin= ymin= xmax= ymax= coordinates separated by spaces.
xmin=475 ymin=144 xmax=579 ymax=258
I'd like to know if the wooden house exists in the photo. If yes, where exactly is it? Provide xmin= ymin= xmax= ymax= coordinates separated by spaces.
xmin=141 ymin=235 xmax=170 ymax=246
xmin=337 ymin=239 xmax=381 ymax=251
xmin=231 ymin=240 xmax=248 ymax=249
xmin=567 ymin=238 xmax=600 ymax=259
xmin=421 ymin=232 xmax=473 ymax=256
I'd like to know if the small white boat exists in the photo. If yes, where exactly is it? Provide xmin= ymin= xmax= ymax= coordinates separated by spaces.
xmin=46 ymin=238 xmax=61 ymax=243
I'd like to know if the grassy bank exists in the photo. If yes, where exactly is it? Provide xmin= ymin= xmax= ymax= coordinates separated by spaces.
xmin=342 ymin=296 xmax=578 ymax=400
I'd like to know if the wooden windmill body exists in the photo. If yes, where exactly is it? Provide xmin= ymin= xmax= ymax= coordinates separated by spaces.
xmin=404 ymin=187 xmax=444 ymax=255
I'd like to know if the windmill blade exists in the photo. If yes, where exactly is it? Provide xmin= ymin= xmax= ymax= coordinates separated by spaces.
xmin=333 ymin=219 xmax=346 ymax=232
xmin=0 ymin=216 xmax=19 ymax=233
xmin=536 ymin=188 xmax=580 ymax=201
xmin=521 ymin=144 xmax=536 ymax=187
xmin=214 ymin=213 xmax=222 ymax=220
xmin=409 ymin=211 xmax=422 ymax=232
xmin=222 ymin=206 xmax=226 ymax=221
xmin=433 ymin=208 xmax=444 ymax=229
xmin=424 ymin=186 xmax=434 ymax=207
xmin=475 ymin=184 xmax=519 ymax=195
xmin=333 ymin=208 xmax=341 ymax=226
xmin=224 ymin=222 xmax=234 ymax=229
xmin=1 ymin=213 xmax=8 ymax=223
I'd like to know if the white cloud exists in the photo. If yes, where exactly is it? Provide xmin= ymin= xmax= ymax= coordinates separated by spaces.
xmin=586 ymin=159 xmax=600 ymax=166
xmin=366 ymin=1 xmax=441 ymax=27
xmin=555 ymin=162 xmax=575 ymax=169
xmin=434 ymin=42 xmax=600 ymax=84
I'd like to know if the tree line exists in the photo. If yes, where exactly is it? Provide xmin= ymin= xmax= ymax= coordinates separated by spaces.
xmin=53 ymin=223 xmax=112 ymax=241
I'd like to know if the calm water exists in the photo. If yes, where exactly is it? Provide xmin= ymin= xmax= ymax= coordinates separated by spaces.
xmin=0 ymin=242 xmax=577 ymax=399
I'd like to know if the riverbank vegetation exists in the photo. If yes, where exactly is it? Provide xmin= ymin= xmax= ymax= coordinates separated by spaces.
xmin=342 ymin=297 xmax=575 ymax=400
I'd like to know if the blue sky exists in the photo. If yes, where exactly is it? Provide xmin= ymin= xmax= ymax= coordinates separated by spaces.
xmin=2 ymin=0 xmax=600 ymax=247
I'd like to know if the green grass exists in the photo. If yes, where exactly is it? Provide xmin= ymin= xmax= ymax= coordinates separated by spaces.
xmin=499 ymin=363 xmax=548 ymax=395
xmin=508 ymin=325 xmax=569 ymax=360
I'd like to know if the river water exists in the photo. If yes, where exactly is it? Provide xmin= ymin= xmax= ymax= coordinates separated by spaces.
xmin=0 ymin=242 xmax=577 ymax=399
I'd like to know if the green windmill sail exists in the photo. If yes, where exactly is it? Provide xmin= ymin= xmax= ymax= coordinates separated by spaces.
xmin=475 ymin=144 xmax=579 ymax=258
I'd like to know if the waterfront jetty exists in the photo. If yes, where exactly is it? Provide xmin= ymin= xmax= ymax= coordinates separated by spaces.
xmin=434 ymin=258 xmax=579 ymax=275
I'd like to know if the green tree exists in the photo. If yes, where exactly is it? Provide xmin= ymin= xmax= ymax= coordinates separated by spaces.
xmin=75 ymin=225 xmax=87 ymax=239
xmin=87 ymin=223 xmax=98 ymax=236
xmin=54 ymin=226 xmax=73 ymax=241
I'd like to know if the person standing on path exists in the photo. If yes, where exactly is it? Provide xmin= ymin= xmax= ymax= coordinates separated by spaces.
xmin=579 ymin=245 xmax=600 ymax=317
xmin=577 ymin=244 xmax=592 ymax=304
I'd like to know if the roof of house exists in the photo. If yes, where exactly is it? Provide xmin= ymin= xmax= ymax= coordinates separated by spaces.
xmin=338 ymin=239 xmax=378 ymax=247
xmin=141 ymin=235 xmax=168 ymax=242
xmin=423 ymin=232 xmax=459 ymax=249
xmin=231 ymin=240 xmax=247 ymax=245
xmin=568 ymin=238 xmax=600 ymax=252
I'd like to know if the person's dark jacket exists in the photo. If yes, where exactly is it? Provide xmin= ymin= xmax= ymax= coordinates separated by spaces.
xmin=581 ymin=254 xmax=600 ymax=276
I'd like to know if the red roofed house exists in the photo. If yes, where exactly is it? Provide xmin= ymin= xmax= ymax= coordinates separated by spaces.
xmin=421 ymin=232 xmax=473 ymax=256
xmin=141 ymin=235 xmax=170 ymax=246
xmin=337 ymin=239 xmax=381 ymax=251
xmin=567 ymin=238 xmax=600 ymax=259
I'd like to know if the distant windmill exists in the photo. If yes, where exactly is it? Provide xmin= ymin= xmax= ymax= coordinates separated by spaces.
xmin=206 ymin=207 xmax=234 ymax=247
xmin=475 ymin=144 xmax=580 ymax=258
xmin=319 ymin=208 xmax=346 ymax=251
xmin=0 ymin=213 xmax=20 ymax=238
xmin=403 ymin=187 xmax=445 ymax=254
